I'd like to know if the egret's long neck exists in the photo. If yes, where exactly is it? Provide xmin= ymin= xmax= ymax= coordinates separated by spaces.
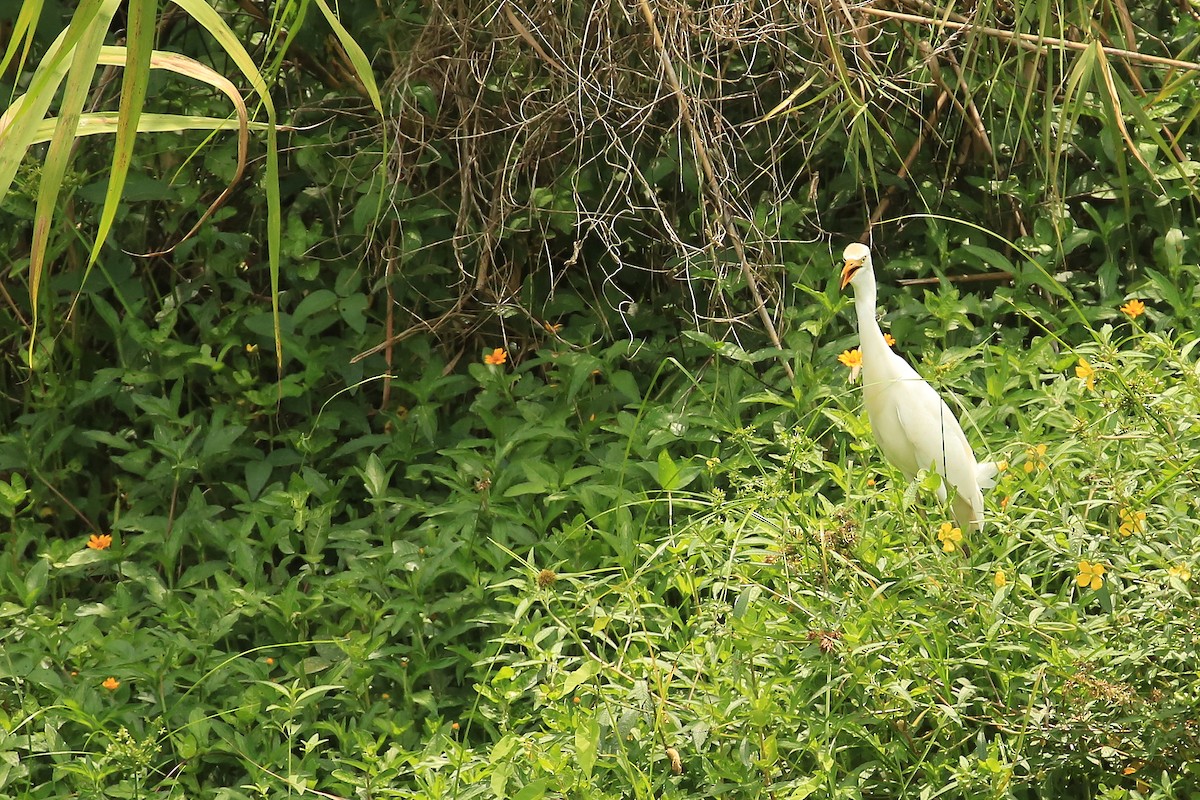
xmin=853 ymin=270 xmax=890 ymax=356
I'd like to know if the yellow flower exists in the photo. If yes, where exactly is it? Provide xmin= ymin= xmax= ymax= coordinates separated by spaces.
xmin=883 ymin=333 xmax=896 ymax=347
xmin=838 ymin=348 xmax=863 ymax=382
xmin=1023 ymin=444 xmax=1047 ymax=473
xmin=1169 ymin=563 xmax=1192 ymax=582
xmin=1076 ymin=560 xmax=1106 ymax=591
xmin=102 ymin=677 xmax=120 ymax=691
xmin=483 ymin=348 xmax=507 ymax=365
xmin=87 ymin=534 xmax=113 ymax=551
xmin=1119 ymin=299 xmax=1146 ymax=318
xmin=245 ymin=343 xmax=258 ymax=354
xmin=937 ymin=522 xmax=963 ymax=553
xmin=544 ymin=321 xmax=563 ymax=333
xmin=994 ymin=570 xmax=1007 ymax=588
xmin=1118 ymin=508 xmax=1145 ymax=537
xmin=1075 ymin=358 xmax=1096 ymax=390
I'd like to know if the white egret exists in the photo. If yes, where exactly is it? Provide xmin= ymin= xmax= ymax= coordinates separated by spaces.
xmin=840 ymin=243 xmax=999 ymax=532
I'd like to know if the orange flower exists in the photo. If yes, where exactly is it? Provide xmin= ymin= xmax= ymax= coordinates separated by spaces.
xmin=883 ymin=333 xmax=896 ymax=346
xmin=1075 ymin=358 xmax=1096 ymax=391
xmin=838 ymin=348 xmax=863 ymax=382
xmin=483 ymin=348 xmax=507 ymax=365
xmin=1119 ymin=299 xmax=1146 ymax=318
xmin=87 ymin=534 xmax=113 ymax=551
xmin=102 ymin=677 xmax=120 ymax=691
xmin=838 ymin=348 xmax=862 ymax=368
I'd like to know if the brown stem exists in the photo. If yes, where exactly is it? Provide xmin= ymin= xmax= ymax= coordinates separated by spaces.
xmin=637 ymin=0 xmax=793 ymax=380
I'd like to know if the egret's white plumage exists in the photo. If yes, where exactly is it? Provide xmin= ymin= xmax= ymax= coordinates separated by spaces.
xmin=840 ymin=243 xmax=999 ymax=531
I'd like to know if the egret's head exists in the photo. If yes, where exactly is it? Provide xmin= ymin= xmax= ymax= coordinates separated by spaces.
xmin=840 ymin=243 xmax=872 ymax=290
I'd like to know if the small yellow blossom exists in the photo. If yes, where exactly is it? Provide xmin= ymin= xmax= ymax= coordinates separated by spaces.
xmin=87 ymin=534 xmax=113 ymax=551
xmin=1075 ymin=358 xmax=1096 ymax=391
xmin=1119 ymin=299 xmax=1146 ymax=319
xmin=545 ymin=321 xmax=563 ymax=333
xmin=838 ymin=348 xmax=863 ymax=382
xmin=1169 ymin=563 xmax=1192 ymax=582
xmin=483 ymin=348 xmax=507 ymax=365
xmin=245 ymin=343 xmax=258 ymax=354
xmin=1023 ymin=444 xmax=1047 ymax=473
xmin=1118 ymin=508 xmax=1146 ymax=537
xmin=994 ymin=570 xmax=1007 ymax=588
xmin=102 ymin=677 xmax=120 ymax=691
xmin=883 ymin=333 xmax=896 ymax=347
xmin=937 ymin=522 xmax=963 ymax=553
xmin=1076 ymin=560 xmax=1105 ymax=591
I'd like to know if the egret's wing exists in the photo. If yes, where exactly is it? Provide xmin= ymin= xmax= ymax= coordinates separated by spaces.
xmin=892 ymin=382 xmax=951 ymax=469
xmin=893 ymin=384 xmax=988 ymax=529
xmin=893 ymin=384 xmax=978 ymax=490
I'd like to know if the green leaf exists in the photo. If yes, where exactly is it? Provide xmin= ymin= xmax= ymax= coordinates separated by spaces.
xmin=576 ymin=716 xmax=600 ymax=777
xmin=655 ymin=450 xmax=680 ymax=491
xmin=87 ymin=0 xmax=155 ymax=271
xmin=512 ymin=779 xmax=550 ymax=800
xmin=562 ymin=660 xmax=601 ymax=697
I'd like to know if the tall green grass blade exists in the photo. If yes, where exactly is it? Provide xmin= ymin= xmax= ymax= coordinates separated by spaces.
xmin=0 ymin=0 xmax=43 ymax=86
xmin=170 ymin=0 xmax=283 ymax=365
xmin=29 ymin=0 xmax=121 ymax=356
xmin=312 ymin=0 xmax=383 ymax=115
xmin=31 ymin=114 xmax=274 ymax=143
xmin=88 ymin=0 xmax=157 ymax=269
xmin=0 ymin=0 xmax=104 ymax=201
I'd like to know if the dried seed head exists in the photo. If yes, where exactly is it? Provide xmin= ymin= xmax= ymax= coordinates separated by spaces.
xmin=806 ymin=628 xmax=842 ymax=654
xmin=537 ymin=568 xmax=558 ymax=588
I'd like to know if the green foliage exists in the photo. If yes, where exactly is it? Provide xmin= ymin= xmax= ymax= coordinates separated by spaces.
xmin=5 ymin=0 xmax=1200 ymax=798
xmin=2 ymin=262 xmax=1200 ymax=797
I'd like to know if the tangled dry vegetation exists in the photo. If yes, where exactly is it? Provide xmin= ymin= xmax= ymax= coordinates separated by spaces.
xmin=352 ymin=0 xmax=1200 ymax=372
